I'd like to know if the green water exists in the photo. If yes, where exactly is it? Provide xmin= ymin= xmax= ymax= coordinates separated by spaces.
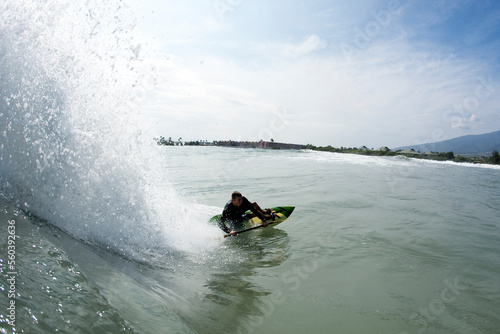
xmin=1 ymin=147 xmax=499 ymax=333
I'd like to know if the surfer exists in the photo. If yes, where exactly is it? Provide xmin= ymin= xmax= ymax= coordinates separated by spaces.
xmin=218 ymin=191 xmax=270 ymax=236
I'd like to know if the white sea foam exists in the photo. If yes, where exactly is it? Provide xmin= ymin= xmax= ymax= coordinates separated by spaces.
xmin=0 ymin=1 xmax=220 ymax=260
xmin=297 ymin=149 xmax=500 ymax=170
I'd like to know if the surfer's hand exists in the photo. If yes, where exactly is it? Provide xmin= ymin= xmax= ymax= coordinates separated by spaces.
xmin=262 ymin=221 xmax=269 ymax=227
xmin=230 ymin=230 xmax=238 ymax=236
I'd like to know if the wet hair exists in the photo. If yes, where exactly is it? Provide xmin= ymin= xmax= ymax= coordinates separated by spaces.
xmin=231 ymin=191 xmax=242 ymax=199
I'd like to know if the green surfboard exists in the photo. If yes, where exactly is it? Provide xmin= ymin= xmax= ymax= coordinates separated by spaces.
xmin=209 ymin=206 xmax=295 ymax=237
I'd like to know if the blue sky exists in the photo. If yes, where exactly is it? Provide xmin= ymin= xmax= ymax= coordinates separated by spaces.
xmin=133 ymin=0 xmax=500 ymax=148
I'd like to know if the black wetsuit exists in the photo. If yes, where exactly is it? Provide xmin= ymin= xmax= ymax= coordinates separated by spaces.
xmin=218 ymin=197 xmax=266 ymax=233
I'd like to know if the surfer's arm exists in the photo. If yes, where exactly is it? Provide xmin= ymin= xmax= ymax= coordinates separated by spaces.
xmin=218 ymin=219 xmax=238 ymax=236
xmin=219 ymin=208 xmax=238 ymax=233
xmin=218 ymin=218 xmax=231 ymax=233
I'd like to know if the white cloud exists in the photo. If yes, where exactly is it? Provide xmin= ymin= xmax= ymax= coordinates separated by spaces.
xmin=133 ymin=1 xmax=500 ymax=148
xmin=284 ymin=34 xmax=328 ymax=57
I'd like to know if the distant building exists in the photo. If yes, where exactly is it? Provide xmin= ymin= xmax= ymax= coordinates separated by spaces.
xmin=398 ymin=148 xmax=421 ymax=155
xmin=257 ymin=141 xmax=303 ymax=150
xmin=359 ymin=146 xmax=369 ymax=151
xmin=377 ymin=146 xmax=391 ymax=152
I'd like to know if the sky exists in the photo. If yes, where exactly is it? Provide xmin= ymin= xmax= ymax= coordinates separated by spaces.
xmin=130 ymin=0 xmax=500 ymax=148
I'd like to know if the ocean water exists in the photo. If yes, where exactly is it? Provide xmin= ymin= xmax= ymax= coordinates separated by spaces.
xmin=1 ymin=146 xmax=500 ymax=333
xmin=1 ymin=2 xmax=500 ymax=333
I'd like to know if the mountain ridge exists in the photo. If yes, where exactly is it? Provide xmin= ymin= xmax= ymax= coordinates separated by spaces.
xmin=394 ymin=130 xmax=500 ymax=156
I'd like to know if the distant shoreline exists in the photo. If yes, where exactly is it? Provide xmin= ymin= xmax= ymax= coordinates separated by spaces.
xmin=155 ymin=137 xmax=500 ymax=166
xmin=304 ymin=145 xmax=500 ymax=165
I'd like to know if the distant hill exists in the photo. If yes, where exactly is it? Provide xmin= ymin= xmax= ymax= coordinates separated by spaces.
xmin=394 ymin=130 xmax=500 ymax=156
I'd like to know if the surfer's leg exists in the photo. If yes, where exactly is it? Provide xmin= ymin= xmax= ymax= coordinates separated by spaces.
xmin=252 ymin=202 xmax=276 ymax=220
xmin=252 ymin=202 xmax=266 ymax=215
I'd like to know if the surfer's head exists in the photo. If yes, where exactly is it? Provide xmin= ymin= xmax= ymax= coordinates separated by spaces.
xmin=231 ymin=191 xmax=243 ymax=207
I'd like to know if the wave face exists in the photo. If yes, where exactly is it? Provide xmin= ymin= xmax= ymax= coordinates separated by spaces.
xmin=0 ymin=1 xmax=202 ymax=258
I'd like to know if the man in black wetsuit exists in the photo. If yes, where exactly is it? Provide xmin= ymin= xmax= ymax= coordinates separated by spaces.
xmin=218 ymin=191 xmax=269 ymax=236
